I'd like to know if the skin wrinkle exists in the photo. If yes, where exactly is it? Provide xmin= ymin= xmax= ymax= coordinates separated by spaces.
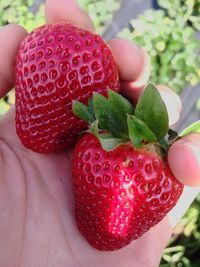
xmin=42 ymin=170 xmax=85 ymax=267
xmin=45 ymin=234 xmax=53 ymax=267
xmin=41 ymin=175 xmax=79 ymax=267
xmin=126 ymin=248 xmax=155 ymax=267
xmin=0 ymin=137 xmax=27 ymax=267
xmin=131 ymin=227 xmax=169 ymax=267
xmin=12 ymin=148 xmax=80 ymax=267
xmin=19 ymin=157 xmax=46 ymax=266
xmin=22 ymin=167 xmax=53 ymax=265
xmin=0 ymin=134 xmax=75 ymax=267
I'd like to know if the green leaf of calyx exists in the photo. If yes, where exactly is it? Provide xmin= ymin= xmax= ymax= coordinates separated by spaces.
xmin=108 ymin=89 xmax=134 ymax=116
xmin=72 ymin=100 xmax=95 ymax=123
xmin=89 ymin=121 xmax=127 ymax=151
xmin=179 ymin=120 xmax=200 ymax=137
xmin=98 ymin=133 xmax=127 ymax=151
xmin=168 ymin=128 xmax=178 ymax=142
xmin=134 ymin=83 xmax=169 ymax=140
xmin=92 ymin=90 xmax=134 ymax=139
xmin=158 ymin=138 xmax=169 ymax=153
xmin=88 ymin=97 xmax=95 ymax=119
xmin=89 ymin=120 xmax=99 ymax=136
xmin=127 ymin=115 xmax=157 ymax=148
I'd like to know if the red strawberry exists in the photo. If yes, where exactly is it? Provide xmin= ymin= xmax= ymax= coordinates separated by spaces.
xmin=72 ymin=133 xmax=183 ymax=250
xmin=15 ymin=22 xmax=119 ymax=152
xmin=72 ymin=84 xmax=184 ymax=251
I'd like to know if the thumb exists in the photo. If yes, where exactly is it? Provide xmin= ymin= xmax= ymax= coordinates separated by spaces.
xmin=167 ymin=133 xmax=200 ymax=228
xmin=0 ymin=24 xmax=27 ymax=98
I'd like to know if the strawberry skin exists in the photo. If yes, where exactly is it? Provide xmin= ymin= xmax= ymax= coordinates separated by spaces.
xmin=15 ymin=23 xmax=119 ymax=152
xmin=72 ymin=133 xmax=183 ymax=251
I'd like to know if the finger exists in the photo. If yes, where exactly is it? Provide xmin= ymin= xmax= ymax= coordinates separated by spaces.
xmin=45 ymin=0 xmax=94 ymax=31
xmin=120 ymin=49 xmax=150 ymax=98
xmin=0 ymin=24 xmax=27 ymax=98
xmin=108 ymin=38 xmax=150 ymax=97
xmin=108 ymin=38 xmax=146 ymax=81
xmin=168 ymin=133 xmax=200 ymax=186
xmin=156 ymin=85 xmax=182 ymax=126
xmin=109 ymin=37 xmax=182 ymax=126
xmin=167 ymin=134 xmax=200 ymax=228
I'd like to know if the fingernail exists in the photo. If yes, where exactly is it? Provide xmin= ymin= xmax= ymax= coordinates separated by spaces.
xmin=156 ymin=85 xmax=182 ymax=126
xmin=168 ymin=137 xmax=200 ymax=187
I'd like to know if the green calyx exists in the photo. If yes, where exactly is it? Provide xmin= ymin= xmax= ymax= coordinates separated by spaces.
xmin=73 ymin=83 xmax=200 ymax=152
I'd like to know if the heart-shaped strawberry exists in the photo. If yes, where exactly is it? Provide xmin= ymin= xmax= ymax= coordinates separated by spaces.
xmin=72 ymin=84 xmax=184 ymax=250
xmin=15 ymin=22 xmax=119 ymax=152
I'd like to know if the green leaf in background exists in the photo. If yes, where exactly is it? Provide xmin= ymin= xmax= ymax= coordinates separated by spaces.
xmin=158 ymin=0 xmax=200 ymax=30
xmin=0 ymin=99 xmax=10 ymax=116
xmin=180 ymin=120 xmax=200 ymax=137
xmin=77 ymin=0 xmax=120 ymax=33
xmin=134 ymin=83 xmax=169 ymax=140
xmin=0 ymin=0 xmax=45 ymax=31
xmin=0 ymin=0 xmax=13 ymax=9
xmin=196 ymin=98 xmax=200 ymax=110
xmin=118 ymin=8 xmax=200 ymax=94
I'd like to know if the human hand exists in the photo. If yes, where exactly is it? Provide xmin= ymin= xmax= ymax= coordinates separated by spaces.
xmin=0 ymin=1 xmax=199 ymax=267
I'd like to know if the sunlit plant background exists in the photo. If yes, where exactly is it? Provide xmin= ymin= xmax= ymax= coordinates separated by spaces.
xmin=0 ymin=0 xmax=200 ymax=266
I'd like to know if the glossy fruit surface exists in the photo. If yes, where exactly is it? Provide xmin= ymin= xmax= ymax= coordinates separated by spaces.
xmin=72 ymin=133 xmax=183 ymax=251
xmin=15 ymin=23 xmax=119 ymax=152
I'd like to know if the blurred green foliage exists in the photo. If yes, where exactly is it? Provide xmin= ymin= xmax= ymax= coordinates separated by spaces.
xmin=161 ymin=194 xmax=200 ymax=267
xmin=0 ymin=0 xmax=45 ymax=31
xmin=158 ymin=0 xmax=200 ymax=30
xmin=119 ymin=9 xmax=200 ymax=94
xmin=0 ymin=0 xmax=120 ymax=33
xmin=0 ymin=99 xmax=10 ymax=116
xmin=77 ymin=0 xmax=120 ymax=33
xmin=196 ymin=99 xmax=200 ymax=110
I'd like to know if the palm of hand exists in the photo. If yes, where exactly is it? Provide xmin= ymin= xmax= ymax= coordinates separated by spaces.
xmin=0 ymin=109 xmax=170 ymax=267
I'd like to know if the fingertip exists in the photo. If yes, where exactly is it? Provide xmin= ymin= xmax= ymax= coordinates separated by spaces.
xmin=45 ymin=0 xmax=94 ymax=31
xmin=157 ymin=84 xmax=182 ymax=126
xmin=0 ymin=23 xmax=27 ymax=34
xmin=168 ymin=133 xmax=200 ymax=187
xmin=108 ymin=38 xmax=144 ymax=81
xmin=127 ymin=48 xmax=151 ymax=86
xmin=119 ymin=47 xmax=151 ymax=103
